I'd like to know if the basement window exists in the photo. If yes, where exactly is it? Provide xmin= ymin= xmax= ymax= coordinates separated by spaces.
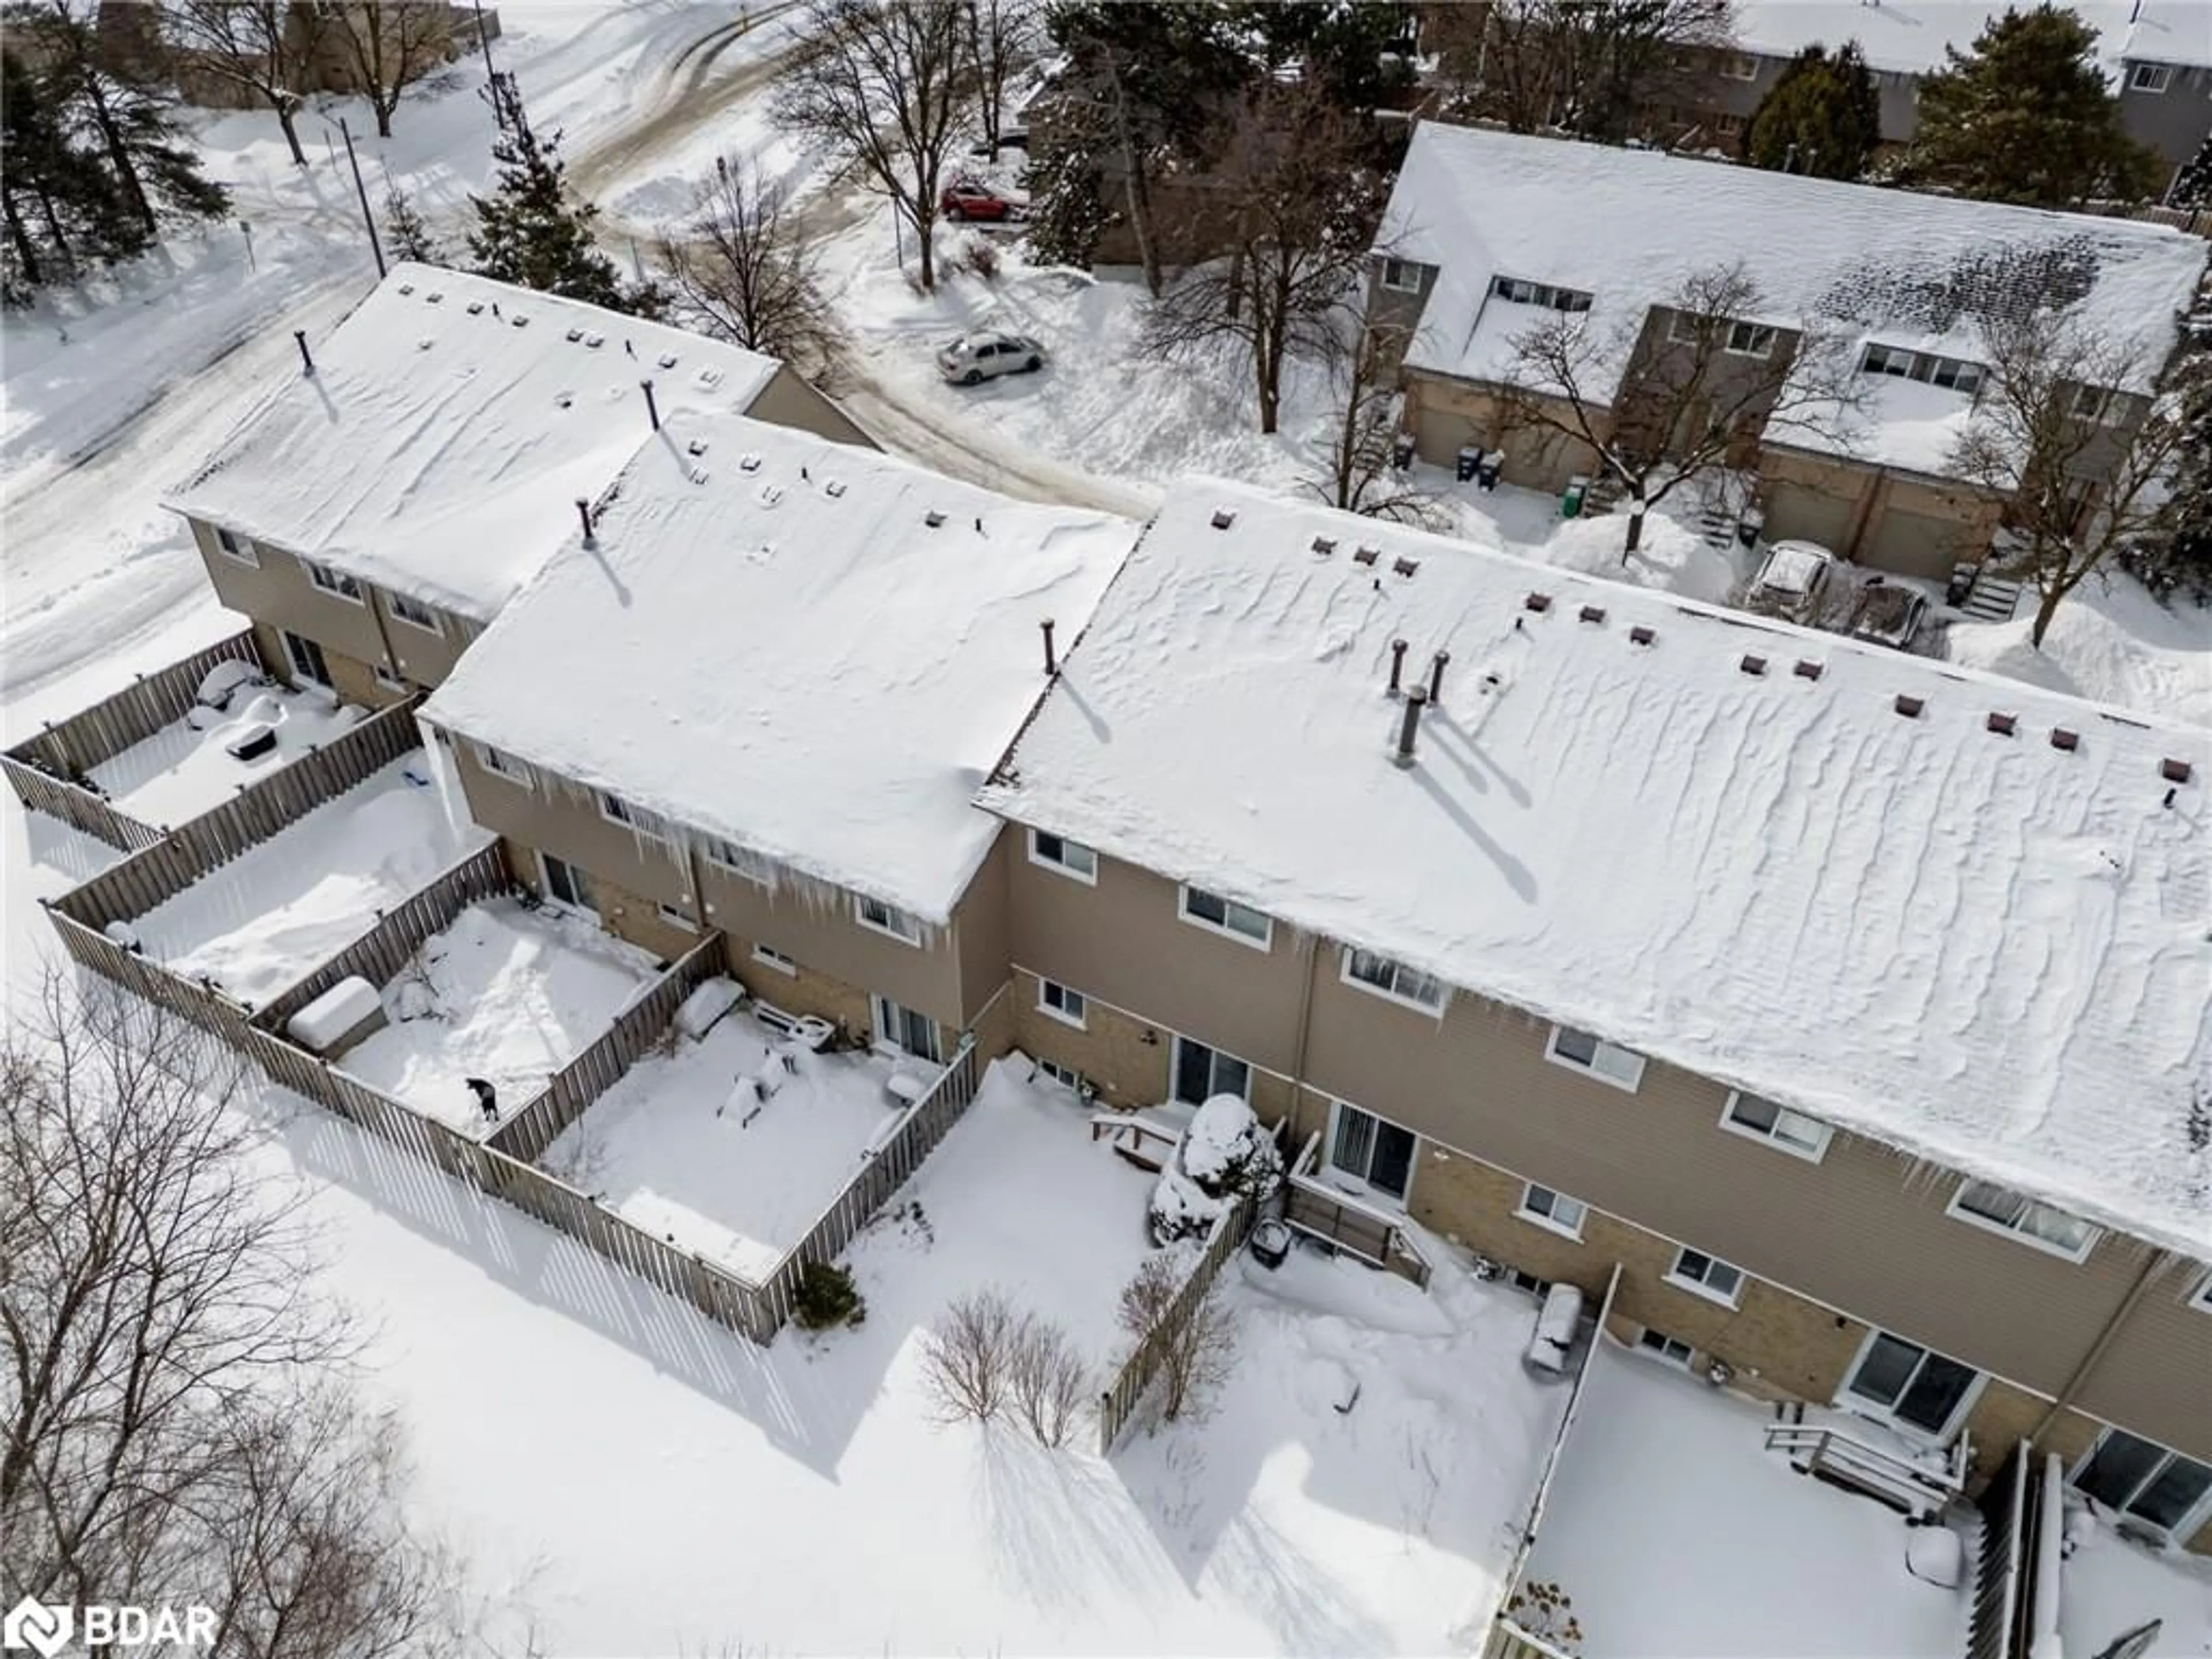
xmin=1639 ymin=1328 xmax=1695 ymax=1367
xmin=1947 ymin=1179 xmax=2097 ymax=1262
xmin=1546 ymin=1025 xmax=1645 ymax=1092
xmin=751 ymin=942 xmax=798 ymax=976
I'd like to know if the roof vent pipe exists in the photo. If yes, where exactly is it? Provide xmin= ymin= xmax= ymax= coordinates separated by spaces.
xmin=1392 ymin=685 xmax=1429 ymax=768
xmin=641 ymin=379 xmax=659 ymax=431
xmin=294 ymin=330 xmax=314 ymax=376
xmin=575 ymin=498 xmax=594 ymax=546
xmin=1387 ymin=638 xmax=1408 ymax=698
xmin=1427 ymin=650 xmax=1450 ymax=704
xmin=1041 ymin=618 xmax=1057 ymax=677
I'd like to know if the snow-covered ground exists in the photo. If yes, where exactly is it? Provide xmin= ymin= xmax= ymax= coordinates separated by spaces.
xmin=338 ymin=899 xmax=659 ymax=1135
xmin=2059 ymin=1502 xmax=2212 ymax=1657
xmin=86 ymin=681 xmax=368 ymax=828
xmin=543 ymin=999 xmax=914 ymax=1279
xmin=133 ymin=752 xmax=488 ymax=1006
xmin=1524 ymin=1338 xmax=1977 ymax=1658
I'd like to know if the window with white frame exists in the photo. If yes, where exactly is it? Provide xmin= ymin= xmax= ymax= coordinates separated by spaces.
xmin=1666 ymin=1245 xmax=1745 ymax=1307
xmin=752 ymin=942 xmax=798 ymax=976
xmin=1028 ymin=828 xmax=1097 ymax=883
xmin=1721 ymin=52 xmax=1759 ymax=79
xmin=474 ymin=743 xmax=533 ymax=786
xmin=1179 ymin=885 xmax=1272 ymax=948
xmin=872 ymin=995 xmax=942 ymax=1062
xmin=1546 ymin=1025 xmax=1646 ymax=1091
xmin=1948 ymin=1179 xmax=2097 ymax=1260
xmin=599 ymin=791 xmax=666 ymax=839
xmin=1171 ymin=1035 xmax=1250 ymax=1106
xmin=1517 ymin=1183 xmax=1588 ymax=1240
xmin=2192 ymin=1275 xmax=2212 ymax=1314
xmin=1342 ymin=947 xmax=1447 ymax=1012
xmin=1036 ymin=978 xmax=1086 ymax=1028
xmin=2129 ymin=60 xmax=2173 ymax=92
xmin=1861 ymin=343 xmax=1985 ymax=394
xmin=212 ymin=527 xmax=259 ymax=566
xmin=1726 ymin=320 xmax=1777 ymax=357
xmin=1840 ymin=1330 xmax=1981 ymax=1438
xmin=656 ymin=902 xmax=699 ymax=933
xmin=1720 ymin=1091 xmax=1830 ymax=1160
xmin=1037 ymin=1058 xmax=1087 ymax=1094
xmin=1638 ymin=1328 xmax=1695 ymax=1367
xmin=2070 ymin=384 xmax=2125 ymax=424
xmin=1328 ymin=1101 xmax=1416 ymax=1202
xmin=1490 ymin=274 xmax=1594 ymax=312
xmin=855 ymin=894 xmax=923 ymax=944
xmin=2073 ymin=1430 xmax=2212 ymax=1538
xmin=304 ymin=559 xmax=365 ymax=603
xmin=1381 ymin=257 xmax=1425 ymax=293
xmin=705 ymin=838 xmax=771 ymax=884
xmin=373 ymin=664 xmax=408 ymax=694
xmin=386 ymin=590 xmax=444 ymax=634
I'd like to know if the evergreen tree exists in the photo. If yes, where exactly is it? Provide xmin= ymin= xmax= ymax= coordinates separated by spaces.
xmin=2122 ymin=288 xmax=2212 ymax=603
xmin=380 ymin=180 xmax=442 ymax=266
xmin=1902 ymin=4 xmax=2162 ymax=206
xmin=2169 ymin=128 xmax=2212 ymax=210
xmin=1741 ymin=41 xmax=1881 ymax=179
xmin=466 ymin=100 xmax=653 ymax=314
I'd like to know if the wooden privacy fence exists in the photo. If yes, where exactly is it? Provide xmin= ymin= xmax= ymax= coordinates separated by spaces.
xmin=52 ymin=696 xmax=426 ymax=938
xmin=489 ymin=931 xmax=730 ymax=1164
xmin=0 ymin=759 xmax=166 ymax=854
xmin=253 ymin=843 xmax=516 ymax=1032
xmin=1967 ymin=1440 xmax=2035 ymax=1659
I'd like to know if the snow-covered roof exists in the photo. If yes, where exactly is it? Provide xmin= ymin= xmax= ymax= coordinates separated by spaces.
xmin=980 ymin=479 xmax=2212 ymax=1255
xmin=164 ymin=263 xmax=797 ymax=622
xmin=1769 ymin=361 xmax=1988 ymax=476
xmin=2120 ymin=0 xmax=2212 ymax=69
xmin=422 ymin=414 xmax=1137 ymax=925
xmin=1732 ymin=0 xmax=2141 ymax=75
xmin=1381 ymin=125 xmax=2207 ymax=407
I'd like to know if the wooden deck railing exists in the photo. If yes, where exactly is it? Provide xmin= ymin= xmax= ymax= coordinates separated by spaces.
xmin=1762 ymin=1422 xmax=1971 ymax=1519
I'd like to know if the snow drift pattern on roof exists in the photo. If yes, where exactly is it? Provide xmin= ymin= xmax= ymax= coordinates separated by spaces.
xmin=980 ymin=479 xmax=2212 ymax=1255
xmin=1381 ymin=125 xmax=2207 ymax=407
xmin=423 ymin=414 xmax=1137 ymax=925
xmin=163 ymin=263 xmax=795 ymax=621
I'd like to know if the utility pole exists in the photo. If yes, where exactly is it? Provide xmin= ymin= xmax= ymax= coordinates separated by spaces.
xmin=339 ymin=117 xmax=387 ymax=279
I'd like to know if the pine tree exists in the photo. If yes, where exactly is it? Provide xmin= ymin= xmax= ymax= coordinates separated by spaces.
xmin=1902 ymin=4 xmax=2162 ymax=206
xmin=465 ymin=100 xmax=647 ymax=313
xmin=2169 ymin=128 xmax=2212 ymax=210
xmin=1741 ymin=42 xmax=1880 ymax=179
xmin=381 ymin=180 xmax=442 ymax=265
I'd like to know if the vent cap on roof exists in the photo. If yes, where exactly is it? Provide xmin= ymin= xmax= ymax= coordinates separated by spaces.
xmin=2050 ymin=728 xmax=2080 ymax=752
xmin=1525 ymin=592 xmax=1552 ymax=613
xmin=1311 ymin=535 xmax=1337 ymax=555
xmin=2161 ymin=757 xmax=2193 ymax=785
xmin=1895 ymin=694 xmax=1925 ymax=719
xmin=1393 ymin=556 xmax=1420 ymax=578
xmin=1353 ymin=546 xmax=1380 ymax=567
xmin=1628 ymin=624 xmax=1654 ymax=646
xmin=658 ymin=353 xmax=679 ymax=369
xmin=1987 ymin=711 xmax=2017 ymax=737
xmin=1578 ymin=604 xmax=1605 ymax=624
xmin=1210 ymin=508 xmax=1236 ymax=530
xmin=926 ymin=509 xmax=946 ymax=528
xmin=1794 ymin=660 xmax=1823 ymax=681
xmin=1740 ymin=653 xmax=1768 ymax=677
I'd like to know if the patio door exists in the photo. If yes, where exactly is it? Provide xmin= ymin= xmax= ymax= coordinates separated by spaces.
xmin=872 ymin=995 xmax=941 ymax=1063
xmin=2071 ymin=1430 xmax=2212 ymax=1538
xmin=540 ymin=851 xmax=597 ymax=918
xmin=1169 ymin=1036 xmax=1249 ymax=1106
xmin=1327 ymin=1101 xmax=1415 ymax=1202
xmin=1839 ymin=1330 xmax=1980 ymax=1438
xmin=283 ymin=629 xmax=332 ymax=690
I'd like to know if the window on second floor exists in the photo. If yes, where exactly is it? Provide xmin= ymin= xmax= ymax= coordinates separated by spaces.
xmin=212 ymin=526 xmax=259 ymax=566
xmin=2192 ymin=1274 xmax=2212 ymax=1315
xmin=1668 ymin=313 xmax=1776 ymax=357
xmin=1380 ymin=257 xmax=1425 ymax=293
xmin=855 ymin=894 xmax=923 ymax=945
xmin=2070 ymin=384 xmax=2126 ymax=424
xmin=1546 ymin=1024 xmax=1646 ymax=1091
xmin=1491 ymin=274 xmax=1594 ymax=313
xmin=474 ymin=743 xmax=533 ymax=787
xmin=1720 ymin=1090 xmax=1831 ymax=1161
xmin=1179 ymin=885 xmax=1272 ymax=949
xmin=1947 ymin=1179 xmax=2097 ymax=1260
xmin=2129 ymin=60 xmax=2173 ymax=93
xmin=1028 ymin=827 xmax=1098 ymax=883
xmin=304 ymin=559 xmax=365 ymax=603
xmin=1861 ymin=343 xmax=1985 ymax=395
xmin=705 ymin=838 xmax=771 ymax=884
xmin=599 ymin=790 xmax=667 ymax=840
xmin=1721 ymin=52 xmax=1759 ymax=79
xmin=1726 ymin=320 xmax=1777 ymax=358
xmin=1342 ymin=947 xmax=1448 ymax=1012
xmin=386 ymin=590 xmax=444 ymax=634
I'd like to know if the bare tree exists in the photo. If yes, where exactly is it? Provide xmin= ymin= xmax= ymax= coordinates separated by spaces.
xmin=774 ymin=0 xmax=971 ymax=291
xmin=1310 ymin=319 xmax=1447 ymax=526
xmin=0 ymin=974 xmax=472 ymax=1655
xmin=324 ymin=2 xmax=450 ymax=139
xmin=654 ymin=157 xmax=843 ymax=387
xmin=165 ymin=1 xmax=332 ymax=167
xmin=1006 ymin=1314 xmax=1088 ymax=1449
xmin=1948 ymin=307 xmax=2191 ymax=648
xmin=1117 ymin=1255 xmax=1237 ymax=1425
xmin=1427 ymin=0 xmax=1732 ymax=139
xmin=1143 ymin=83 xmax=1388 ymax=434
xmin=918 ymin=1289 xmax=1021 ymax=1423
xmin=964 ymin=0 xmax=1039 ymax=157
xmin=1502 ymin=262 xmax=1864 ymax=556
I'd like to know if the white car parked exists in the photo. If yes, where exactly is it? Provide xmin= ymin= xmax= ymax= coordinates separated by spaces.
xmin=1746 ymin=539 xmax=1839 ymax=624
xmin=936 ymin=331 xmax=1046 ymax=385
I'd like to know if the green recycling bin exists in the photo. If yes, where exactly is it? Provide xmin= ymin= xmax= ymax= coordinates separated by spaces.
xmin=1562 ymin=475 xmax=1589 ymax=518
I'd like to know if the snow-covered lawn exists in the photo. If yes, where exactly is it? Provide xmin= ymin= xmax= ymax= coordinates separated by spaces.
xmin=134 ymin=751 xmax=488 ymax=1007
xmin=540 ymin=999 xmax=914 ymax=1278
xmin=337 ymin=899 xmax=659 ymax=1135
xmin=1524 ymin=1338 xmax=1976 ymax=1658
xmin=2058 ymin=1504 xmax=2212 ymax=1658
xmin=86 ymin=681 xmax=369 ymax=829
xmin=1948 ymin=574 xmax=2212 ymax=730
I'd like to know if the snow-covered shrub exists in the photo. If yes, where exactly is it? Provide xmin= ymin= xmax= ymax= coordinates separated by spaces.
xmin=791 ymin=1261 xmax=866 ymax=1331
xmin=1147 ymin=1164 xmax=1226 ymax=1245
xmin=1008 ymin=1314 xmax=1089 ymax=1449
xmin=919 ymin=1289 xmax=1022 ymax=1422
xmin=1117 ymin=1253 xmax=1236 ymax=1425
xmin=1148 ymin=1094 xmax=1283 ymax=1244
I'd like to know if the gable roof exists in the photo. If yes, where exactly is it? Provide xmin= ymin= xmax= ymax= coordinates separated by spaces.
xmin=422 ymin=413 xmax=1137 ymax=926
xmin=1380 ymin=124 xmax=2207 ymax=407
xmin=163 ymin=264 xmax=818 ymax=622
xmin=979 ymin=479 xmax=2212 ymax=1256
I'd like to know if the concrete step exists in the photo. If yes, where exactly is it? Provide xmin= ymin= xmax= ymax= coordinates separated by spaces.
xmin=1958 ymin=576 xmax=2025 ymax=624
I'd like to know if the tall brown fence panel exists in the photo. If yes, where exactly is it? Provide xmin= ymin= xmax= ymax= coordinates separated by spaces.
xmin=7 ymin=630 xmax=264 ymax=781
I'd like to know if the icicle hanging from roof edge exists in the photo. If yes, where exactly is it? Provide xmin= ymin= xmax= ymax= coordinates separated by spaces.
xmin=418 ymin=721 xmax=474 ymax=846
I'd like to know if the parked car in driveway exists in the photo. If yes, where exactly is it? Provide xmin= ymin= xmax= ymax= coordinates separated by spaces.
xmin=940 ymin=180 xmax=1025 ymax=221
xmin=1844 ymin=577 xmax=1930 ymax=651
xmin=937 ymin=332 xmax=1046 ymax=385
xmin=1745 ymin=539 xmax=1838 ymax=624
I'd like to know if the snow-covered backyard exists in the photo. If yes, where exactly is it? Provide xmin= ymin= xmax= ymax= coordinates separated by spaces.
xmin=540 ymin=995 xmax=916 ymax=1279
xmin=86 ymin=680 xmax=368 ymax=828
xmin=2059 ymin=1502 xmax=2212 ymax=1658
xmin=133 ymin=751 xmax=488 ymax=1006
xmin=1523 ymin=1338 xmax=1977 ymax=1657
xmin=337 ymin=899 xmax=660 ymax=1135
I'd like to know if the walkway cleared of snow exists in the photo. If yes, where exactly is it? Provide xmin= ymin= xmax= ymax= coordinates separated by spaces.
xmin=338 ymin=899 xmax=658 ymax=1136
xmin=88 ymin=683 xmax=368 ymax=829
xmin=1524 ymin=1338 xmax=1976 ymax=1657
xmin=134 ymin=752 xmax=488 ymax=1007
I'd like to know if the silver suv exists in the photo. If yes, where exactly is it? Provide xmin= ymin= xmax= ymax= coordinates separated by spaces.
xmin=937 ymin=331 xmax=1046 ymax=385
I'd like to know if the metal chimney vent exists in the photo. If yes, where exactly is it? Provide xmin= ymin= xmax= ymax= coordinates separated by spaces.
xmin=1578 ymin=604 xmax=1605 ymax=624
xmin=1895 ymin=694 xmax=1925 ymax=719
xmin=1353 ymin=546 xmax=1380 ymax=567
xmin=1739 ymin=654 xmax=1768 ymax=677
xmin=1987 ymin=712 xmax=2017 ymax=737
xmin=1525 ymin=592 xmax=1552 ymax=613
xmin=2050 ymin=728 xmax=2080 ymax=752
xmin=1210 ymin=508 xmax=1236 ymax=530
xmin=1793 ymin=660 xmax=1823 ymax=681
xmin=1311 ymin=536 xmax=1337 ymax=556
xmin=1628 ymin=626 xmax=1655 ymax=646
xmin=1393 ymin=557 xmax=1420 ymax=578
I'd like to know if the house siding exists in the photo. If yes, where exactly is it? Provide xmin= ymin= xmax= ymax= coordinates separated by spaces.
xmin=741 ymin=365 xmax=880 ymax=450
xmin=1759 ymin=449 xmax=2006 ymax=579
xmin=953 ymin=831 xmax=1014 ymax=1025
xmin=2118 ymin=61 xmax=2212 ymax=173
xmin=374 ymin=591 xmax=479 ymax=687
xmin=1403 ymin=372 xmax=1603 ymax=493
xmin=194 ymin=518 xmax=393 ymax=673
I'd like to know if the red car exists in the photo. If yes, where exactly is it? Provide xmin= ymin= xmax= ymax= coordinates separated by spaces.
xmin=940 ymin=180 xmax=1024 ymax=222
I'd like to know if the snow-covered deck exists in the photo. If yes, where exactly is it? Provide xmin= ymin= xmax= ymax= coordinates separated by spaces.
xmin=1523 ymin=1338 xmax=1976 ymax=1657
xmin=2058 ymin=1509 xmax=2212 ymax=1657
xmin=86 ymin=683 xmax=368 ymax=828
xmin=338 ymin=900 xmax=661 ymax=1138
xmin=541 ymin=1003 xmax=925 ymax=1281
xmin=134 ymin=752 xmax=488 ymax=1007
